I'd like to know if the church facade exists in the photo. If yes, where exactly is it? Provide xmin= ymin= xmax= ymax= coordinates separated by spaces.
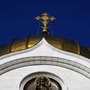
xmin=0 ymin=13 xmax=90 ymax=90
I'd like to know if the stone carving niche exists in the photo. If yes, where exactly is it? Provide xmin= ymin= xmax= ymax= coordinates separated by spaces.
xmin=24 ymin=76 xmax=62 ymax=90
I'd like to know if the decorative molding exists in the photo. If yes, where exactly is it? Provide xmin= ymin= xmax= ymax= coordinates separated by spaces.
xmin=0 ymin=56 xmax=90 ymax=79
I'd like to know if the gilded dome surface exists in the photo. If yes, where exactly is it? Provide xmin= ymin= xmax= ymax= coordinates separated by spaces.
xmin=0 ymin=35 xmax=90 ymax=59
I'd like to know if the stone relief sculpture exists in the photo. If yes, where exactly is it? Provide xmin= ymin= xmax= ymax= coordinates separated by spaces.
xmin=35 ymin=77 xmax=52 ymax=90
xmin=24 ymin=76 xmax=61 ymax=90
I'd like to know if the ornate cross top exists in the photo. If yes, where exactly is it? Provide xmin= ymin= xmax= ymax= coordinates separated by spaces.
xmin=35 ymin=12 xmax=56 ymax=35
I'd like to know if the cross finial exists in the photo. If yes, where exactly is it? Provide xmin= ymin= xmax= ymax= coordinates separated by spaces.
xmin=35 ymin=12 xmax=56 ymax=35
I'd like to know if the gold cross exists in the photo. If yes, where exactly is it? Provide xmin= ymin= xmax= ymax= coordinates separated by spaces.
xmin=35 ymin=12 xmax=56 ymax=35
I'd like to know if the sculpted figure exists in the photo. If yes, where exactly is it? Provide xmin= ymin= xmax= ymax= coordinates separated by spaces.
xmin=24 ymin=76 xmax=61 ymax=90
xmin=35 ymin=76 xmax=52 ymax=90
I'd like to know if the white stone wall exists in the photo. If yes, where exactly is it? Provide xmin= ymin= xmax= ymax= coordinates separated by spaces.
xmin=0 ymin=66 xmax=90 ymax=90
xmin=0 ymin=38 xmax=90 ymax=90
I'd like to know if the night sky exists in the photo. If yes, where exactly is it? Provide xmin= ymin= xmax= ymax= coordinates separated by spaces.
xmin=0 ymin=0 xmax=90 ymax=48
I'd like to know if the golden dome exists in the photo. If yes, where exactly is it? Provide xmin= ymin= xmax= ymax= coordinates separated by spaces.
xmin=0 ymin=35 xmax=90 ymax=59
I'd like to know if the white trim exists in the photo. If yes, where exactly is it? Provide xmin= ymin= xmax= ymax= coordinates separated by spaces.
xmin=0 ymin=56 xmax=90 ymax=79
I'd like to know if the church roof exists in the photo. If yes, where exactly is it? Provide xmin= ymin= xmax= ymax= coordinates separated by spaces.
xmin=0 ymin=35 xmax=90 ymax=59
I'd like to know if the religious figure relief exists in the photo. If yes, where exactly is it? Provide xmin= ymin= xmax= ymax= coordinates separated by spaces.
xmin=35 ymin=77 xmax=52 ymax=90
xmin=24 ymin=76 xmax=61 ymax=90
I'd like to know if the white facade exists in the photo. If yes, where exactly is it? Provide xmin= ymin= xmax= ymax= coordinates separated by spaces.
xmin=0 ymin=38 xmax=90 ymax=90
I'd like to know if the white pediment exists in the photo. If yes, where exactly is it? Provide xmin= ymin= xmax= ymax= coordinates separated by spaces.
xmin=0 ymin=38 xmax=90 ymax=68
xmin=0 ymin=38 xmax=90 ymax=90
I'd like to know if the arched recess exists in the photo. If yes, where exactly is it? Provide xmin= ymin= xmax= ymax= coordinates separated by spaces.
xmin=19 ymin=72 xmax=67 ymax=90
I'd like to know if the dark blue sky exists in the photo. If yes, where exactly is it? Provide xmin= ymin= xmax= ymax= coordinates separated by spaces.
xmin=0 ymin=0 xmax=90 ymax=48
